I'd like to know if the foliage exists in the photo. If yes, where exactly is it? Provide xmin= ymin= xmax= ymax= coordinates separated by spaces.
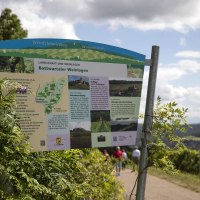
xmin=147 ymin=96 xmax=190 ymax=173
xmin=0 ymin=8 xmax=27 ymax=40
xmin=0 ymin=78 xmax=123 ymax=199
xmin=0 ymin=78 xmax=32 ymax=198
xmin=77 ymin=148 xmax=124 ymax=199
xmin=169 ymin=147 xmax=200 ymax=174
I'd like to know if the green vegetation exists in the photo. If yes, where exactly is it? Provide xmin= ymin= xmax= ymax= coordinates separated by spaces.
xmin=169 ymin=147 xmax=200 ymax=174
xmin=148 ymin=146 xmax=200 ymax=175
xmin=91 ymin=110 xmax=111 ymax=132
xmin=91 ymin=110 xmax=110 ymax=122
xmin=148 ymin=167 xmax=200 ymax=192
xmin=0 ymin=8 xmax=27 ymax=40
xmin=0 ymin=56 xmax=34 ymax=73
xmin=23 ymin=58 xmax=34 ymax=73
xmin=91 ymin=121 xmax=111 ymax=133
xmin=146 ymin=96 xmax=190 ymax=173
xmin=68 ymin=83 xmax=89 ymax=90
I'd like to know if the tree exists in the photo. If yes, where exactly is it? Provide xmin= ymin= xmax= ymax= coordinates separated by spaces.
xmin=147 ymin=96 xmax=190 ymax=172
xmin=0 ymin=8 xmax=27 ymax=40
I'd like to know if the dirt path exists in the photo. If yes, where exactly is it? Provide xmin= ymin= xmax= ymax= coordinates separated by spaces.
xmin=117 ymin=169 xmax=200 ymax=200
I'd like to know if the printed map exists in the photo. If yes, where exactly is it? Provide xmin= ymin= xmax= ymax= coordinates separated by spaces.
xmin=36 ymin=78 xmax=66 ymax=114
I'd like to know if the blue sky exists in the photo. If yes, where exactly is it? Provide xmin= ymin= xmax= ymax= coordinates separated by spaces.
xmin=1 ymin=0 xmax=200 ymax=123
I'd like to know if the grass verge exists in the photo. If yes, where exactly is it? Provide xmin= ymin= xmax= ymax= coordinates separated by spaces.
xmin=148 ymin=167 xmax=200 ymax=193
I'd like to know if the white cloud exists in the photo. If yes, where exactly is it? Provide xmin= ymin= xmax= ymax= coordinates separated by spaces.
xmin=1 ymin=0 xmax=200 ymax=37
xmin=159 ymin=59 xmax=200 ymax=74
xmin=156 ymin=84 xmax=200 ymax=124
xmin=175 ymin=51 xmax=200 ymax=59
xmin=23 ymin=16 xmax=78 ymax=39
xmin=87 ymin=0 xmax=200 ymax=33
xmin=156 ymin=60 xmax=200 ymax=101
xmin=157 ymin=64 xmax=186 ymax=82
xmin=108 ymin=17 xmax=192 ymax=33
xmin=177 ymin=59 xmax=200 ymax=73
xmin=140 ymin=60 xmax=200 ymax=124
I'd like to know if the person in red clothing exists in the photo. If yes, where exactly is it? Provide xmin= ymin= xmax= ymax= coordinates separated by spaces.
xmin=113 ymin=146 xmax=123 ymax=176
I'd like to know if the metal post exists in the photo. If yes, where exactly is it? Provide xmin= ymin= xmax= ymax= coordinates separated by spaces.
xmin=136 ymin=46 xmax=159 ymax=200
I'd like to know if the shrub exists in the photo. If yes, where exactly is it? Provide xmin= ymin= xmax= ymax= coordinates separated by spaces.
xmin=169 ymin=148 xmax=200 ymax=174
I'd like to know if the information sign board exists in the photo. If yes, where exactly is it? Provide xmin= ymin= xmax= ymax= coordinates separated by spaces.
xmin=0 ymin=39 xmax=145 ymax=151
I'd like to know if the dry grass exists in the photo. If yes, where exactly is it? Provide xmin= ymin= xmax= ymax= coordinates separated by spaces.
xmin=148 ymin=167 xmax=200 ymax=192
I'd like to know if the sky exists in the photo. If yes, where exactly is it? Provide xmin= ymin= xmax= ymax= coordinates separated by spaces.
xmin=1 ymin=0 xmax=200 ymax=124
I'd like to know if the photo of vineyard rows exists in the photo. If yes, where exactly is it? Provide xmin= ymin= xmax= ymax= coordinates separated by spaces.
xmin=91 ymin=110 xmax=111 ymax=133
xmin=92 ymin=121 xmax=111 ymax=133
xmin=0 ymin=43 xmax=144 ymax=66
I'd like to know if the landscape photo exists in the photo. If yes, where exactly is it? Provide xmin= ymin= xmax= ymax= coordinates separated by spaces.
xmin=109 ymin=79 xmax=142 ymax=97
xmin=70 ymin=122 xmax=91 ymax=149
xmin=111 ymin=117 xmax=138 ymax=132
xmin=91 ymin=110 xmax=111 ymax=133
xmin=68 ymin=75 xmax=90 ymax=90
xmin=0 ymin=56 xmax=34 ymax=73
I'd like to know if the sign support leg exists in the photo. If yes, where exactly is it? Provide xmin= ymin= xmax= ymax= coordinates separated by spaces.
xmin=136 ymin=45 xmax=159 ymax=200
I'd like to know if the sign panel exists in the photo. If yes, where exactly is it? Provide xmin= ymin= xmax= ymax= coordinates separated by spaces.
xmin=0 ymin=39 xmax=145 ymax=151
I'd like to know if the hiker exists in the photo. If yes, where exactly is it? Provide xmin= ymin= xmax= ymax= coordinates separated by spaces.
xmin=132 ymin=146 xmax=141 ymax=171
xmin=113 ymin=146 xmax=123 ymax=176
xmin=122 ymin=149 xmax=128 ymax=170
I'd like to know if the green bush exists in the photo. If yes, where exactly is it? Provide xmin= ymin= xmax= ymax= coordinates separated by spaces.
xmin=169 ymin=148 xmax=200 ymax=174
xmin=148 ymin=145 xmax=200 ymax=174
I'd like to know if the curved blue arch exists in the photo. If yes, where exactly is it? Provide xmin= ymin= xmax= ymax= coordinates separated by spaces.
xmin=0 ymin=38 xmax=145 ymax=61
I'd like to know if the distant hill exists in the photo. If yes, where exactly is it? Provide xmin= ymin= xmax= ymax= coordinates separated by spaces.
xmin=180 ymin=124 xmax=200 ymax=149
xmin=181 ymin=123 xmax=200 ymax=137
xmin=70 ymin=128 xmax=91 ymax=137
xmin=135 ymin=123 xmax=200 ymax=150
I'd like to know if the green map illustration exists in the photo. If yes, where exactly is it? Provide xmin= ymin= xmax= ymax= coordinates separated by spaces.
xmin=36 ymin=78 xmax=66 ymax=114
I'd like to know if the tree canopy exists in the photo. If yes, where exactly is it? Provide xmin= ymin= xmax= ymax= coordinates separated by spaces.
xmin=0 ymin=8 xmax=28 ymax=40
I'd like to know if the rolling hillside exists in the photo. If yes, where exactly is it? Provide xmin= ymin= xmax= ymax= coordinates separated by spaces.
xmin=136 ymin=123 xmax=200 ymax=149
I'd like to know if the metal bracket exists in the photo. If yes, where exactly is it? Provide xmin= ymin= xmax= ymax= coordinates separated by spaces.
xmin=144 ymin=59 xmax=151 ymax=66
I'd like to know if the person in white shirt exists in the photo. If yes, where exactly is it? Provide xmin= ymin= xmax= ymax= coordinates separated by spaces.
xmin=122 ymin=149 xmax=128 ymax=170
xmin=132 ymin=146 xmax=141 ymax=171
